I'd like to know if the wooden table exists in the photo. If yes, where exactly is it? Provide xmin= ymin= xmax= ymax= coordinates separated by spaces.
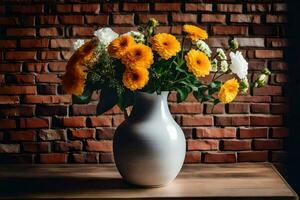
xmin=0 ymin=163 xmax=297 ymax=199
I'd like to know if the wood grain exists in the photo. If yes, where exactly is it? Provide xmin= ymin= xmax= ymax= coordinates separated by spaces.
xmin=0 ymin=163 xmax=297 ymax=199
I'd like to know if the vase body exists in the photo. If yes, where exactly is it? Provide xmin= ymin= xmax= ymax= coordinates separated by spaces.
xmin=113 ymin=92 xmax=186 ymax=187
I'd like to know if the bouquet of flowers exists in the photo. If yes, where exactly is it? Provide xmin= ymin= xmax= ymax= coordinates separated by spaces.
xmin=62 ymin=18 xmax=270 ymax=115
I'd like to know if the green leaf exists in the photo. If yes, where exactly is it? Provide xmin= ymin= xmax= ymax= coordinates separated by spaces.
xmin=72 ymin=89 xmax=93 ymax=104
xmin=96 ymin=87 xmax=118 ymax=115
xmin=213 ymin=98 xmax=221 ymax=105
xmin=176 ymin=87 xmax=189 ymax=103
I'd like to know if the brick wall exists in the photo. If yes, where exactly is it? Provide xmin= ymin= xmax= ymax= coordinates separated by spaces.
xmin=0 ymin=1 xmax=288 ymax=164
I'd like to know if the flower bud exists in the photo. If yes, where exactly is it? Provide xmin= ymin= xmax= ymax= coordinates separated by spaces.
xmin=254 ymin=74 xmax=268 ymax=88
xmin=196 ymin=40 xmax=212 ymax=57
xmin=216 ymin=48 xmax=227 ymax=60
xmin=239 ymin=77 xmax=249 ymax=93
xmin=149 ymin=18 xmax=159 ymax=28
xmin=220 ymin=60 xmax=229 ymax=72
xmin=262 ymin=67 xmax=271 ymax=75
xmin=229 ymin=39 xmax=239 ymax=50
xmin=211 ymin=59 xmax=218 ymax=72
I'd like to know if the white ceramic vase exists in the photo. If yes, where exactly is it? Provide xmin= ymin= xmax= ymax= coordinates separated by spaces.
xmin=113 ymin=92 xmax=186 ymax=187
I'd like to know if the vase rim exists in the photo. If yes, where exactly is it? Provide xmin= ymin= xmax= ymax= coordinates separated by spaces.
xmin=136 ymin=91 xmax=169 ymax=96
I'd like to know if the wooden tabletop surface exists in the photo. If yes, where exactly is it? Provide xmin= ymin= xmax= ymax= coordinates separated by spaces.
xmin=0 ymin=163 xmax=297 ymax=200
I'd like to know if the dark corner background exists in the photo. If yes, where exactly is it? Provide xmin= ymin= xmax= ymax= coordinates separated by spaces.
xmin=287 ymin=1 xmax=300 ymax=194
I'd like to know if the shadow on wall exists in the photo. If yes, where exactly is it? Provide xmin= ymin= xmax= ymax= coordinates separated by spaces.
xmin=286 ymin=1 xmax=300 ymax=195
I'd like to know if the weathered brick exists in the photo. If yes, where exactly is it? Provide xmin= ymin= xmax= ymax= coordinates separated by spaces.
xmin=204 ymin=153 xmax=236 ymax=163
xmin=40 ymin=153 xmax=67 ymax=164
xmin=155 ymin=3 xmax=181 ymax=11
xmin=86 ymin=140 xmax=112 ymax=152
xmin=222 ymin=140 xmax=251 ymax=151
xmin=187 ymin=139 xmax=218 ymax=151
xmin=184 ymin=151 xmax=201 ymax=164
xmin=196 ymin=128 xmax=236 ymax=138
xmin=182 ymin=116 xmax=213 ymax=126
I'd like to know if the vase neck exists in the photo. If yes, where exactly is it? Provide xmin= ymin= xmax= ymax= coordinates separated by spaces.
xmin=129 ymin=92 xmax=171 ymax=122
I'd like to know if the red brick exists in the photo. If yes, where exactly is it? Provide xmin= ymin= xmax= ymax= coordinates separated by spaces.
xmin=39 ymin=28 xmax=61 ymax=37
xmin=185 ymin=3 xmax=212 ymax=11
xmin=20 ymin=118 xmax=49 ymax=129
xmin=0 ymin=119 xmax=16 ymax=129
xmin=103 ymin=3 xmax=119 ymax=12
xmin=184 ymin=151 xmax=201 ymax=164
xmin=55 ymin=141 xmax=82 ymax=152
xmin=73 ymin=4 xmax=100 ymax=13
xmin=0 ymin=63 xmax=21 ymax=72
xmin=253 ymin=86 xmax=282 ymax=96
xmin=202 ymin=14 xmax=226 ymax=23
xmin=123 ymin=3 xmax=149 ymax=11
xmin=72 ymin=27 xmax=94 ymax=36
xmin=273 ymin=4 xmax=287 ymax=12
xmin=25 ymin=63 xmax=48 ymax=72
xmin=247 ymin=4 xmax=271 ymax=12
xmin=86 ymin=140 xmax=112 ymax=152
xmin=156 ymin=26 xmax=182 ymax=35
xmin=61 ymin=51 xmax=73 ymax=60
xmin=36 ymin=74 xmax=60 ymax=83
xmin=112 ymin=115 xmax=125 ymax=127
xmin=239 ymin=128 xmax=268 ymax=139
xmin=251 ymin=103 xmax=270 ymax=114
xmin=22 ymin=16 xmax=35 ymax=26
xmin=23 ymin=142 xmax=50 ymax=153
xmin=217 ymin=4 xmax=243 ymax=13
xmin=235 ymin=96 xmax=271 ymax=103
xmin=41 ymin=51 xmax=60 ymax=60
xmin=0 ymin=40 xmax=17 ymax=48
xmin=139 ymin=14 xmax=168 ymax=24
xmin=252 ymin=25 xmax=278 ymax=36
xmin=228 ymin=103 xmax=249 ymax=114
xmin=266 ymin=15 xmax=287 ymax=23
xmin=85 ymin=15 xmax=109 ymax=25
xmin=0 ymin=105 xmax=35 ymax=117
xmin=212 ymin=26 xmax=248 ymax=35
xmin=40 ymin=153 xmax=67 ymax=164
xmin=11 ymin=5 xmax=44 ymax=14
xmin=238 ymin=151 xmax=268 ymax=162
xmin=20 ymin=39 xmax=49 ymax=48
xmin=182 ymin=115 xmax=213 ymax=126
xmin=0 ymin=17 xmax=18 ymax=25
xmin=96 ymin=128 xmax=115 ymax=140
xmin=72 ymin=153 xmax=99 ymax=163
xmin=40 ymin=16 xmax=58 ymax=24
xmin=63 ymin=116 xmax=86 ymax=127
xmin=222 ymin=140 xmax=251 ymax=151
xmin=100 ymin=152 xmax=114 ymax=163
xmin=9 ymin=130 xmax=36 ymax=141
xmin=36 ymin=105 xmax=67 ymax=116
xmin=0 ymin=86 xmax=36 ymax=95
xmin=48 ymin=62 xmax=66 ymax=72
xmin=230 ymin=14 xmax=260 ymax=23
xmin=187 ymin=139 xmax=218 ymax=151
xmin=155 ymin=3 xmax=181 ymax=11
xmin=113 ymin=14 xmax=134 ymax=25
xmin=0 ymin=144 xmax=20 ymax=153
xmin=89 ymin=116 xmax=112 ymax=127
xmin=0 ymin=96 xmax=20 ymax=104
xmin=205 ymin=103 xmax=225 ymax=114
xmin=271 ymin=61 xmax=288 ymax=71
xmin=196 ymin=128 xmax=236 ymax=138
xmin=255 ymin=50 xmax=283 ymax=59
xmin=215 ymin=116 xmax=250 ymax=126
xmin=70 ymin=129 xmax=95 ymax=139
xmin=169 ymin=103 xmax=202 ymax=114
xmin=254 ymin=139 xmax=283 ymax=150
xmin=250 ymin=116 xmax=283 ymax=126
xmin=7 ymin=28 xmax=35 ymax=37
xmin=272 ymin=127 xmax=288 ymax=138
xmin=204 ymin=153 xmax=236 ymax=163
xmin=60 ymin=15 xmax=84 ymax=25
xmin=39 ymin=129 xmax=66 ymax=141
xmin=56 ymin=4 xmax=72 ymax=12
xmin=6 ymin=51 xmax=36 ymax=60
xmin=275 ymin=74 xmax=288 ymax=83
xmin=172 ymin=13 xmax=197 ymax=23
xmin=271 ymin=103 xmax=287 ymax=114
xmin=50 ymin=39 xmax=74 ymax=48
xmin=24 ymin=95 xmax=71 ymax=104
xmin=72 ymin=104 xmax=97 ymax=115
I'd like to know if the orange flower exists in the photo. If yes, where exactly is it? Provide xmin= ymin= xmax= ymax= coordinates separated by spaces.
xmin=108 ymin=35 xmax=136 ymax=59
xmin=151 ymin=33 xmax=181 ymax=60
xmin=122 ymin=67 xmax=149 ymax=91
xmin=185 ymin=49 xmax=211 ymax=77
xmin=62 ymin=37 xmax=99 ymax=95
xmin=121 ymin=44 xmax=153 ymax=69
xmin=183 ymin=24 xmax=208 ymax=42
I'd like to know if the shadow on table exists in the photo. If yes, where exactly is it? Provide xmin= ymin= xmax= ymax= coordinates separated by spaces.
xmin=0 ymin=176 xmax=135 ymax=198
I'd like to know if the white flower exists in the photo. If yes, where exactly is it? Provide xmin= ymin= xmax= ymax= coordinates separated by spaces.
xmin=196 ymin=40 xmax=211 ymax=57
xmin=211 ymin=59 xmax=218 ymax=72
xmin=229 ymin=51 xmax=248 ymax=79
xmin=220 ymin=60 xmax=229 ymax=72
xmin=93 ymin=28 xmax=119 ymax=46
xmin=123 ymin=31 xmax=145 ymax=43
xmin=73 ymin=39 xmax=85 ymax=50
xmin=216 ymin=48 xmax=227 ymax=60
